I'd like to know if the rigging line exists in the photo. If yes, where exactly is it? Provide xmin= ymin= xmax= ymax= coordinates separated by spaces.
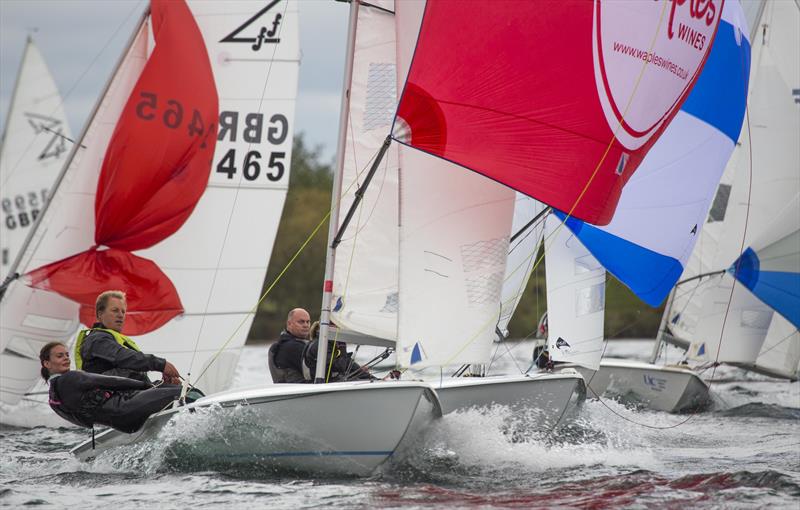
xmin=510 ymin=205 xmax=551 ymax=244
xmin=189 ymin=0 xmax=292 ymax=378
xmin=39 ymin=126 xmax=86 ymax=148
xmin=755 ymin=331 xmax=797 ymax=358
xmin=336 ymin=135 xmax=392 ymax=243
xmin=0 ymin=0 xmax=146 ymax=190
xmin=192 ymin=210 xmax=331 ymax=385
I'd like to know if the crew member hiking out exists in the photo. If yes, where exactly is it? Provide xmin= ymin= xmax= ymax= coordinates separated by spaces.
xmin=40 ymin=342 xmax=183 ymax=433
xmin=75 ymin=290 xmax=181 ymax=385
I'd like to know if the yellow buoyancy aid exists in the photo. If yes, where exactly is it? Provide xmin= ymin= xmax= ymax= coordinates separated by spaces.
xmin=73 ymin=327 xmax=142 ymax=370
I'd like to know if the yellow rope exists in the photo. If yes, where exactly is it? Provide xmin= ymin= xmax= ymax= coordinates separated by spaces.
xmin=192 ymin=209 xmax=331 ymax=385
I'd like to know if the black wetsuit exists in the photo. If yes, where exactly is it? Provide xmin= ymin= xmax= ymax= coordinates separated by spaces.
xmin=80 ymin=322 xmax=166 ymax=383
xmin=48 ymin=371 xmax=181 ymax=433
xmin=270 ymin=330 xmax=308 ymax=383
xmin=304 ymin=339 xmax=371 ymax=382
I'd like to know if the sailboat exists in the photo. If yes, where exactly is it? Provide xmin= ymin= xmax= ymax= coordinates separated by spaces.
xmin=2 ymin=0 xmax=440 ymax=476
xmin=562 ymin=0 xmax=799 ymax=413
xmin=0 ymin=36 xmax=73 ymax=413
xmin=321 ymin=0 xmax=721 ymax=424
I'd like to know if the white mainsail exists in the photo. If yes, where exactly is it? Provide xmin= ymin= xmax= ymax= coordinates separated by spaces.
xmin=544 ymin=215 xmax=606 ymax=370
xmin=0 ymin=0 xmax=299 ymax=406
xmin=331 ymin=0 xmax=400 ymax=342
xmin=0 ymin=37 xmax=72 ymax=282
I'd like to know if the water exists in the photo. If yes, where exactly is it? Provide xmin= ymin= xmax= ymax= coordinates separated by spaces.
xmin=2 ymin=340 xmax=799 ymax=509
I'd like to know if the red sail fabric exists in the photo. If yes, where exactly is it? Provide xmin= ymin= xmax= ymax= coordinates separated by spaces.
xmin=395 ymin=0 xmax=722 ymax=225
xmin=26 ymin=249 xmax=183 ymax=335
xmin=26 ymin=0 xmax=218 ymax=335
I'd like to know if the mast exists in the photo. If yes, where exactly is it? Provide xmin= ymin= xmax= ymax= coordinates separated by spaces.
xmin=0 ymin=8 xmax=150 ymax=301
xmin=316 ymin=0 xmax=360 ymax=384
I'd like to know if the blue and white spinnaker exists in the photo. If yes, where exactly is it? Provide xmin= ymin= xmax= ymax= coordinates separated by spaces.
xmin=556 ymin=1 xmax=751 ymax=306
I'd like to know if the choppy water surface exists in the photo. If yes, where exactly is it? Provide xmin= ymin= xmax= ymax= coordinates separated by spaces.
xmin=2 ymin=340 xmax=798 ymax=509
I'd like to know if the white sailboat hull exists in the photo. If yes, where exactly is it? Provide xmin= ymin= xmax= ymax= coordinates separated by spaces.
xmin=71 ymin=381 xmax=441 ymax=476
xmin=572 ymin=359 xmax=711 ymax=413
xmin=434 ymin=372 xmax=585 ymax=428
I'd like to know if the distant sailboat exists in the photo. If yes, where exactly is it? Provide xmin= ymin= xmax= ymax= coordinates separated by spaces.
xmin=0 ymin=36 xmax=73 ymax=426
xmin=566 ymin=0 xmax=799 ymax=412
xmin=0 ymin=36 xmax=72 ymax=282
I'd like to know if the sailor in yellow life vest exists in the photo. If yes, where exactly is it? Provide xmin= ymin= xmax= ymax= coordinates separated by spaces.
xmin=75 ymin=290 xmax=181 ymax=385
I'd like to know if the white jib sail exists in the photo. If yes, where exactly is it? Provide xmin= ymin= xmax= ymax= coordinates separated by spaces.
xmin=496 ymin=194 xmax=547 ymax=339
xmin=393 ymin=0 xmax=515 ymax=368
xmin=0 ymin=37 xmax=72 ymax=282
xmin=0 ymin=1 xmax=299 ymax=405
xmin=544 ymin=215 xmax=605 ymax=370
xmin=331 ymin=0 xmax=400 ymax=342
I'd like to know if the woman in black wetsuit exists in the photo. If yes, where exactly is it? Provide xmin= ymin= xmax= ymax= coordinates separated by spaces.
xmin=40 ymin=342 xmax=183 ymax=433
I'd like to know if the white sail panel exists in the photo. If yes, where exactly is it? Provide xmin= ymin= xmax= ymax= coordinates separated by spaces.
xmin=496 ymin=194 xmax=546 ymax=338
xmin=690 ymin=273 xmax=772 ymax=364
xmin=331 ymin=1 xmax=400 ymax=341
xmin=753 ymin=314 xmax=800 ymax=380
xmin=0 ymin=38 xmax=72 ymax=282
xmin=0 ymin=21 xmax=150 ymax=405
xmin=544 ymin=215 xmax=605 ymax=370
xmin=396 ymin=147 xmax=515 ymax=368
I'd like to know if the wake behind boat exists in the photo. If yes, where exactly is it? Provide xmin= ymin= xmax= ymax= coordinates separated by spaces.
xmin=72 ymin=380 xmax=442 ymax=476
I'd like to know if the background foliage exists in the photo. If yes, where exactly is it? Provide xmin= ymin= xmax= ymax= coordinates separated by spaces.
xmin=247 ymin=134 xmax=665 ymax=342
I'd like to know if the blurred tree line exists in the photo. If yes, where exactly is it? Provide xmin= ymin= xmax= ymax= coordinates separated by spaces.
xmin=247 ymin=134 xmax=665 ymax=342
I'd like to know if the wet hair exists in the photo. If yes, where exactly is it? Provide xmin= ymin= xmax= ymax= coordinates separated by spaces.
xmin=39 ymin=341 xmax=66 ymax=382
xmin=310 ymin=321 xmax=320 ymax=340
xmin=96 ymin=290 xmax=126 ymax=318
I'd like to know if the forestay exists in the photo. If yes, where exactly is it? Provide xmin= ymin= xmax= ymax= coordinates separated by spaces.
xmin=544 ymin=215 xmax=605 ymax=370
xmin=0 ymin=38 xmax=72 ymax=282
xmin=557 ymin=0 xmax=751 ymax=307
xmin=393 ymin=0 xmax=723 ymax=225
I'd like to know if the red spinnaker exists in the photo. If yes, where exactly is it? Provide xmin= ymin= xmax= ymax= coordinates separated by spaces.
xmin=395 ymin=0 xmax=722 ymax=225
xmin=27 ymin=0 xmax=219 ymax=335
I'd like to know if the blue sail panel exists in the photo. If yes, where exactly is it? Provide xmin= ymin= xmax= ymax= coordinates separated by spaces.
xmin=556 ymin=6 xmax=750 ymax=307
xmin=731 ymin=248 xmax=800 ymax=329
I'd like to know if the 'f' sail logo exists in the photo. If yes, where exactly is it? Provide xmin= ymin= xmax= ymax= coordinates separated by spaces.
xmin=221 ymin=0 xmax=283 ymax=51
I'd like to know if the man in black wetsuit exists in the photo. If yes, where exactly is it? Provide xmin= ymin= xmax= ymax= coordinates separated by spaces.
xmin=75 ymin=290 xmax=181 ymax=385
xmin=303 ymin=321 xmax=372 ymax=382
xmin=268 ymin=308 xmax=311 ymax=383
xmin=41 ymin=342 xmax=182 ymax=433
